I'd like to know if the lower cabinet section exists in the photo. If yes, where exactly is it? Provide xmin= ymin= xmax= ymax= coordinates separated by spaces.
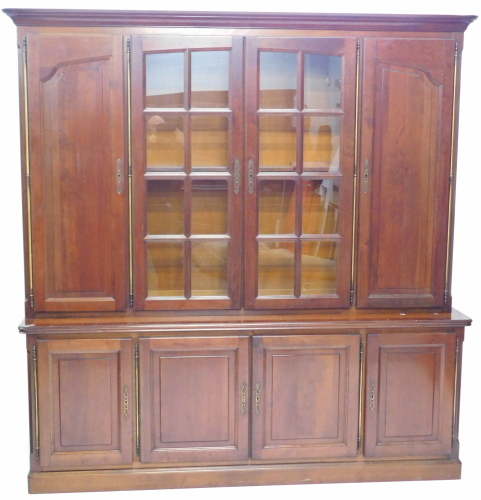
xmin=364 ymin=332 xmax=456 ymax=458
xmin=29 ymin=328 xmax=462 ymax=492
xmin=36 ymin=338 xmax=133 ymax=468
xmin=251 ymin=334 xmax=360 ymax=459
xmin=139 ymin=336 xmax=249 ymax=462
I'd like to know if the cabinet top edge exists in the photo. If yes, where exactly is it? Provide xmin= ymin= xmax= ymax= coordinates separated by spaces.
xmin=2 ymin=9 xmax=477 ymax=32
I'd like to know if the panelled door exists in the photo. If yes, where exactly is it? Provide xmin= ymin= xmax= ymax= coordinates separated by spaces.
xmin=27 ymin=34 xmax=128 ymax=312
xmin=37 ymin=338 xmax=133 ymax=468
xmin=364 ymin=332 xmax=456 ymax=457
xmin=251 ymin=334 xmax=360 ymax=459
xmin=139 ymin=336 xmax=249 ymax=463
xmin=357 ymin=38 xmax=456 ymax=308
xmin=244 ymin=37 xmax=357 ymax=309
xmin=131 ymin=36 xmax=243 ymax=310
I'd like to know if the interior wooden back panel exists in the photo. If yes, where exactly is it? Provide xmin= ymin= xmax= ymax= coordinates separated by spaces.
xmin=27 ymin=34 xmax=127 ymax=312
xmin=357 ymin=38 xmax=455 ymax=308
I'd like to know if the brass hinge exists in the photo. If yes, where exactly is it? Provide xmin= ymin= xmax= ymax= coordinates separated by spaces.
xmin=350 ymin=287 xmax=354 ymax=305
xmin=22 ymin=36 xmax=27 ymax=53
xmin=135 ymin=343 xmax=140 ymax=457
xmin=126 ymin=38 xmax=131 ymax=56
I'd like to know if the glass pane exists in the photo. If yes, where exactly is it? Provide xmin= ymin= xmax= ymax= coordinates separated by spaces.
xmin=304 ymin=54 xmax=342 ymax=110
xmin=302 ymin=179 xmax=339 ymax=235
xmin=146 ymin=115 xmax=184 ymax=170
xmin=259 ymin=180 xmax=295 ymax=235
xmin=259 ymin=51 xmax=297 ymax=109
xmin=258 ymin=240 xmax=295 ymax=297
xmin=191 ymin=51 xmax=229 ymax=108
xmin=146 ymin=52 xmax=184 ymax=108
xmin=259 ymin=115 xmax=296 ymax=171
xmin=147 ymin=180 xmax=184 ymax=236
xmin=301 ymin=240 xmax=338 ymax=295
xmin=191 ymin=115 xmax=228 ymax=170
xmin=192 ymin=180 xmax=228 ymax=235
xmin=192 ymin=241 xmax=228 ymax=296
xmin=303 ymin=116 xmax=341 ymax=172
xmin=147 ymin=242 xmax=184 ymax=297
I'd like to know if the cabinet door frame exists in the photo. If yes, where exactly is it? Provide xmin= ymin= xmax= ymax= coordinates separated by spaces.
xmin=139 ymin=336 xmax=249 ymax=463
xmin=244 ymin=36 xmax=357 ymax=310
xmin=26 ymin=34 xmax=128 ymax=312
xmin=356 ymin=38 xmax=455 ymax=309
xmin=131 ymin=34 xmax=243 ymax=311
xmin=37 ymin=338 xmax=133 ymax=469
xmin=252 ymin=334 xmax=360 ymax=460
xmin=364 ymin=332 xmax=456 ymax=458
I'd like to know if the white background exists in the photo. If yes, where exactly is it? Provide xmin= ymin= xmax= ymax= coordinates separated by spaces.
xmin=0 ymin=1 xmax=479 ymax=499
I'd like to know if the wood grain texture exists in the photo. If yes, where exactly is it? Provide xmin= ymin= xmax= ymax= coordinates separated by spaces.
xmin=37 ymin=338 xmax=133 ymax=468
xmin=364 ymin=332 xmax=456 ymax=457
xmin=27 ymin=34 xmax=127 ymax=312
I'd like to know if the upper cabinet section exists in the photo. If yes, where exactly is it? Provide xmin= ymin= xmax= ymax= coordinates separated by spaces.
xmin=356 ymin=38 xmax=456 ymax=309
xmin=6 ymin=10 xmax=475 ymax=315
xmin=26 ymin=34 xmax=128 ymax=312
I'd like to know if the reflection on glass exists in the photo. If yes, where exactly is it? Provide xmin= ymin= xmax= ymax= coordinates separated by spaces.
xmin=191 ymin=51 xmax=229 ymax=108
xmin=147 ymin=242 xmax=184 ymax=297
xmin=301 ymin=241 xmax=338 ymax=295
xmin=258 ymin=240 xmax=295 ymax=297
xmin=147 ymin=180 xmax=184 ymax=235
xmin=259 ymin=180 xmax=295 ymax=235
xmin=146 ymin=52 xmax=184 ymax=108
xmin=259 ymin=115 xmax=296 ymax=171
xmin=192 ymin=241 xmax=228 ymax=296
xmin=192 ymin=180 xmax=228 ymax=235
xmin=191 ymin=115 xmax=228 ymax=169
xmin=304 ymin=54 xmax=342 ymax=110
xmin=303 ymin=116 xmax=340 ymax=172
xmin=146 ymin=115 xmax=184 ymax=170
xmin=259 ymin=51 xmax=297 ymax=109
xmin=302 ymin=179 xmax=339 ymax=235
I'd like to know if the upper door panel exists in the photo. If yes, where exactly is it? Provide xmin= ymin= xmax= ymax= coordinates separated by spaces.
xmin=244 ymin=37 xmax=357 ymax=309
xmin=357 ymin=38 xmax=455 ymax=309
xmin=27 ymin=34 xmax=127 ymax=312
xmin=131 ymin=35 xmax=243 ymax=310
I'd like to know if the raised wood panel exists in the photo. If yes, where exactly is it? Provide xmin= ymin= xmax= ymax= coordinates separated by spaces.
xmin=37 ymin=338 xmax=133 ymax=468
xmin=252 ymin=334 xmax=360 ymax=459
xmin=139 ymin=336 xmax=249 ymax=463
xmin=357 ymin=39 xmax=455 ymax=308
xmin=364 ymin=333 xmax=456 ymax=457
xmin=27 ymin=34 xmax=127 ymax=312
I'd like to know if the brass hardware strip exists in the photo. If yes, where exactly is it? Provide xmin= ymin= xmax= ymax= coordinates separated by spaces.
xmin=233 ymin=158 xmax=240 ymax=195
xmin=452 ymin=337 xmax=460 ymax=447
xmin=127 ymin=38 xmax=134 ymax=308
xmin=369 ymin=380 xmax=376 ymax=412
xmin=22 ymin=37 xmax=34 ymax=310
xmin=350 ymin=40 xmax=361 ymax=305
xmin=248 ymin=159 xmax=255 ymax=195
xmin=123 ymin=385 xmax=130 ymax=420
xmin=135 ymin=343 xmax=140 ymax=457
xmin=445 ymin=42 xmax=459 ymax=305
xmin=357 ymin=338 xmax=365 ymax=450
xmin=254 ymin=382 xmax=261 ymax=415
xmin=32 ymin=345 xmax=39 ymax=460
xmin=240 ymin=382 xmax=247 ymax=416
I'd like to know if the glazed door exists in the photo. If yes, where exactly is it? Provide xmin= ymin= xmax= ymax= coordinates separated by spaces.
xmin=27 ymin=34 xmax=128 ymax=312
xmin=357 ymin=39 xmax=456 ymax=308
xmin=244 ymin=37 xmax=357 ymax=309
xmin=251 ymin=334 xmax=360 ymax=459
xmin=139 ymin=336 xmax=249 ymax=463
xmin=37 ymin=338 xmax=133 ymax=468
xmin=364 ymin=332 xmax=456 ymax=457
xmin=132 ymin=36 xmax=243 ymax=310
